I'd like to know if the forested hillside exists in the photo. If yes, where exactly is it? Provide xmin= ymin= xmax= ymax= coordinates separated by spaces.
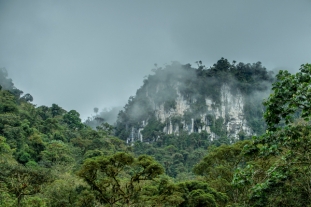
xmin=114 ymin=59 xmax=274 ymax=179
xmin=1 ymin=63 xmax=311 ymax=207
xmin=116 ymin=58 xmax=274 ymax=142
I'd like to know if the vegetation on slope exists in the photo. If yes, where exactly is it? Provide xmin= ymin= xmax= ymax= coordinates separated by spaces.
xmin=1 ymin=63 xmax=311 ymax=206
xmin=115 ymin=58 xmax=274 ymax=142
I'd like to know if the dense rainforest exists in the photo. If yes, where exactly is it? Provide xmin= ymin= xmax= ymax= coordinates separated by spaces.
xmin=112 ymin=59 xmax=274 ymax=180
xmin=1 ymin=60 xmax=311 ymax=207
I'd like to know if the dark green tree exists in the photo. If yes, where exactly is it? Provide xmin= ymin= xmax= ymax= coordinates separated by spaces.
xmin=234 ymin=63 xmax=311 ymax=206
xmin=0 ymin=163 xmax=53 ymax=207
xmin=78 ymin=152 xmax=164 ymax=206
xmin=63 ymin=110 xmax=83 ymax=130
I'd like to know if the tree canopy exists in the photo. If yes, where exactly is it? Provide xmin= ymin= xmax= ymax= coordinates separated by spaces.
xmin=2 ymin=61 xmax=311 ymax=206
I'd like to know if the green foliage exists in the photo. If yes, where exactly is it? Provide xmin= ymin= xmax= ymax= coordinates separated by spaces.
xmin=78 ymin=152 xmax=164 ymax=206
xmin=193 ymin=141 xmax=250 ymax=205
xmin=96 ymin=122 xmax=114 ymax=136
xmin=140 ymin=176 xmax=185 ymax=206
xmin=133 ymin=131 xmax=230 ymax=178
xmin=232 ymin=64 xmax=311 ymax=206
xmin=50 ymin=103 xmax=65 ymax=117
xmin=20 ymin=93 xmax=33 ymax=102
xmin=210 ymin=117 xmax=226 ymax=137
xmin=177 ymin=181 xmax=228 ymax=207
xmin=0 ymin=136 xmax=16 ymax=164
xmin=0 ymin=162 xmax=53 ymax=206
xmin=264 ymin=63 xmax=311 ymax=131
xmin=116 ymin=58 xmax=273 ymax=142
xmin=7 ymin=61 xmax=311 ymax=206
xmin=63 ymin=110 xmax=84 ymax=130
xmin=141 ymin=116 xmax=165 ymax=141
xmin=0 ymin=70 xmax=134 ymax=206
xmin=43 ymin=174 xmax=95 ymax=207
xmin=40 ymin=140 xmax=74 ymax=167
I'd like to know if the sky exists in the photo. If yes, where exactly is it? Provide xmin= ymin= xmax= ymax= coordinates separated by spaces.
xmin=0 ymin=0 xmax=310 ymax=120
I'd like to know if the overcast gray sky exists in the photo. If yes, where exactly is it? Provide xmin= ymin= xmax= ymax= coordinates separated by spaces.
xmin=0 ymin=0 xmax=310 ymax=120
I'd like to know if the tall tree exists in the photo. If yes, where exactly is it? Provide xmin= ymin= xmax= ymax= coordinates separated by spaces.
xmin=234 ymin=63 xmax=311 ymax=206
xmin=78 ymin=152 xmax=164 ymax=206
xmin=0 ymin=163 xmax=53 ymax=207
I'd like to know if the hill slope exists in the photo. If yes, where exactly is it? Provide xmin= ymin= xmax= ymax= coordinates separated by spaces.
xmin=116 ymin=58 xmax=274 ymax=143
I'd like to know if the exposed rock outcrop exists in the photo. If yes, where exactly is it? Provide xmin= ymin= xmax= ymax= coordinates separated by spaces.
xmin=117 ymin=59 xmax=272 ymax=144
xmin=126 ymin=84 xmax=253 ymax=143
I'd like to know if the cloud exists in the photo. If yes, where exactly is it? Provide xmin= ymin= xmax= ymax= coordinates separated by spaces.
xmin=0 ymin=0 xmax=310 ymax=119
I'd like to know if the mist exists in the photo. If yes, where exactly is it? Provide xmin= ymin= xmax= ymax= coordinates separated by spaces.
xmin=0 ymin=0 xmax=310 ymax=120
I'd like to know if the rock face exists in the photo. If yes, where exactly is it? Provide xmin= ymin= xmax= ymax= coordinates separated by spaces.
xmin=117 ymin=59 xmax=273 ymax=144
xmin=126 ymin=84 xmax=254 ymax=143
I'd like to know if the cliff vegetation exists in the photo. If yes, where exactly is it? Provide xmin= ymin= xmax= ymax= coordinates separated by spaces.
xmin=1 ymin=63 xmax=311 ymax=206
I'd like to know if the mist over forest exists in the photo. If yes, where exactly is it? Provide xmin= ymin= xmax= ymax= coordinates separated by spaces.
xmin=1 ymin=0 xmax=310 ymax=119
xmin=1 ymin=1 xmax=311 ymax=206
xmin=2 ymin=60 xmax=311 ymax=206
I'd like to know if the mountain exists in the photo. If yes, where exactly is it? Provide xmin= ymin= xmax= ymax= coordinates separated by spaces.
xmin=115 ymin=58 xmax=274 ymax=143
xmin=1 ymin=61 xmax=310 ymax=206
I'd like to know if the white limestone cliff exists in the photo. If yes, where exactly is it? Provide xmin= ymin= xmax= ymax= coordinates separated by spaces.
xmin=127 ymin=84 xmax=254 ymax=143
